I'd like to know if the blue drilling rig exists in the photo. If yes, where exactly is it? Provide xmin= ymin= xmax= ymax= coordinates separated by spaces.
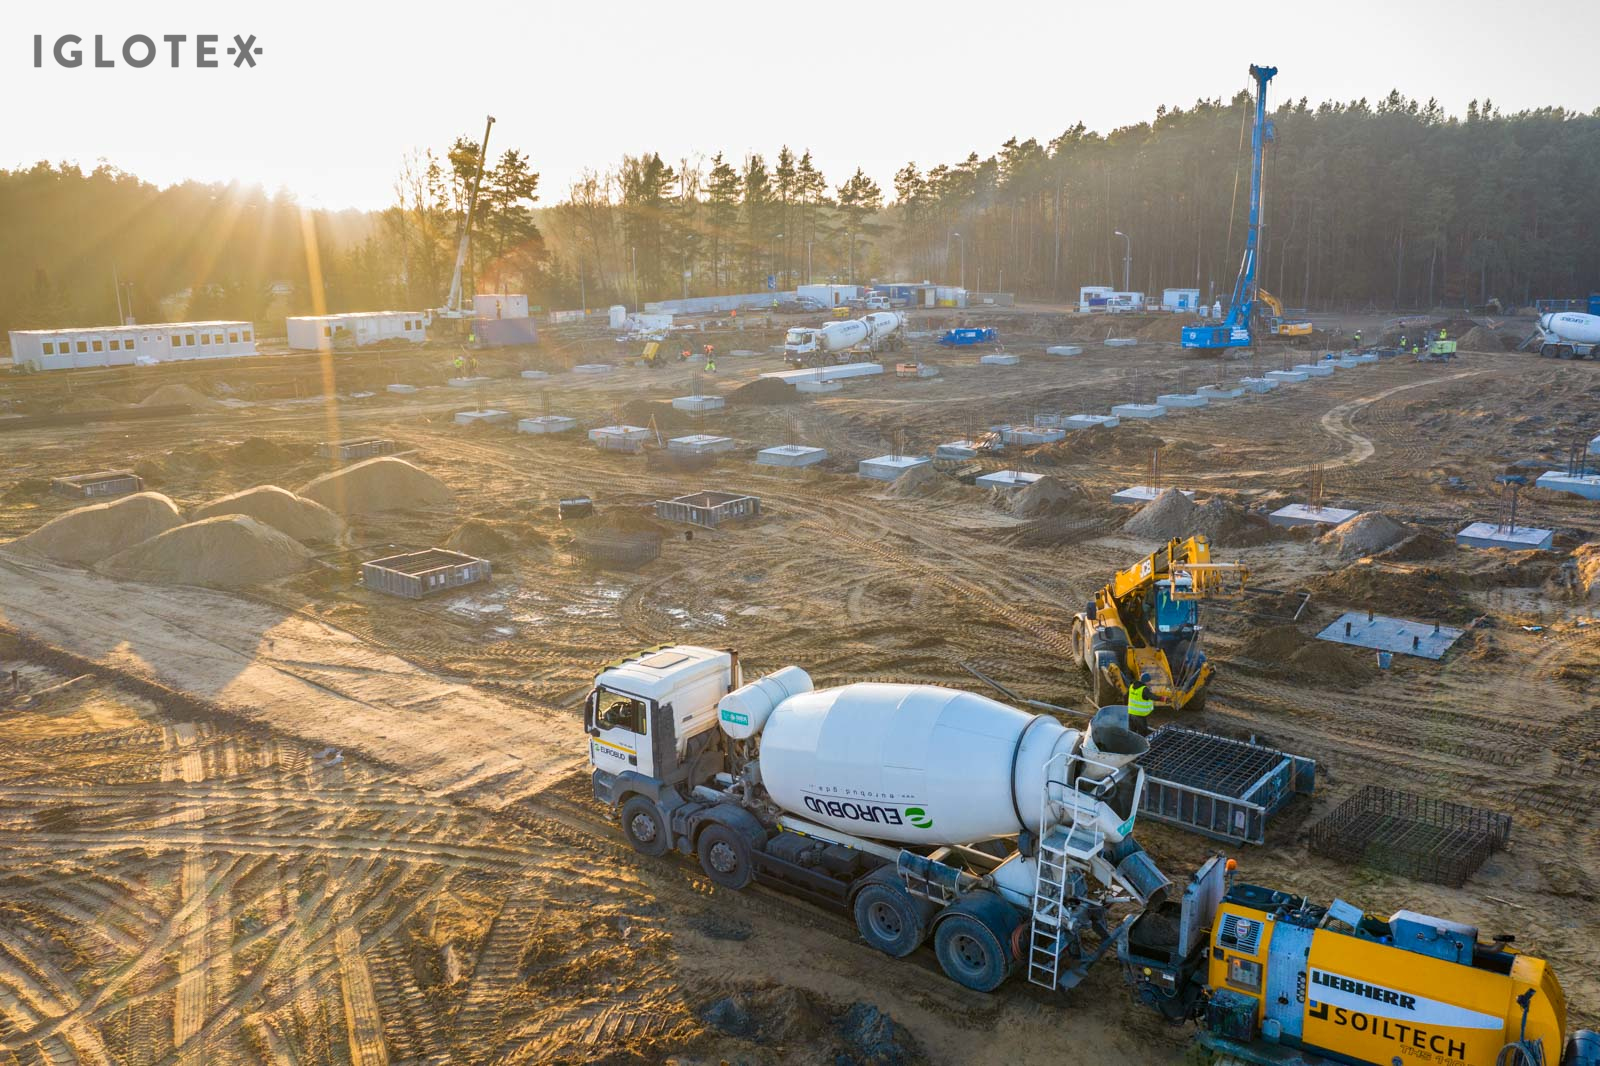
xmin=1182 ymin=64 xmax=1277 ymax=352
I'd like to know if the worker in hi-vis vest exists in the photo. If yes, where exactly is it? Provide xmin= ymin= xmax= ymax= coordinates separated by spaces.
xmin=1126 ymin=673 xmax=1155 ymax=733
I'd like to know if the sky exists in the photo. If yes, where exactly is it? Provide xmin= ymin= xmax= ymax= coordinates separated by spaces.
xmin=7 ymin=0 xmax=1596 ymax=212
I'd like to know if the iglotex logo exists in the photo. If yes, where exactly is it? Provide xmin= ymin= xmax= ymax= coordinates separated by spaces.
xmin=33 ymin=34 xmax=262 ymax=68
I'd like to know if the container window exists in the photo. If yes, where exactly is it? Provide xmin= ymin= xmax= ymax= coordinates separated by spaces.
xmin=78 ymin=341 xmax=88 ymax=352
xmin=229 ymin=332 xmax=239 ymax=343
xmin=186 ymin=334 xmax=196 ymax=346
xmin=92 ymin=340 xmax=103 ymax=352
xmin=242 ymin=330 xmax=251 ymax=342
xmin=42 ymin=342 xmax=54 ymax=354
xmin=109 ymin=340 xmax=120 ymax=350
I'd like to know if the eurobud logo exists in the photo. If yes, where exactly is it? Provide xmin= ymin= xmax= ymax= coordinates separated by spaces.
xmin=33 ymin=34 xmax=262 ymax=69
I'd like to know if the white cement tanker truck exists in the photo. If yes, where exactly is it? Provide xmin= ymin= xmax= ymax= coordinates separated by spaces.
xmin=783 ymin=312 xmax=905 ymax=367
xmin=1533 ymin=312 xmax=1600 ymax=359
xmin=586 ymin=645 xmax=1170 ymax=993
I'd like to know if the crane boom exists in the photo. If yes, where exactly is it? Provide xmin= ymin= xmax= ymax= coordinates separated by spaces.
xmin=440 ymin=114 xmax=496 ymax=319
xmin=1182 ymin=63 xmax=1277 ymax=352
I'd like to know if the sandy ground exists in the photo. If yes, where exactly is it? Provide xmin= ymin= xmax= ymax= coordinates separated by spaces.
xmin=0 ymin=313 xmax=1595 ymax=1064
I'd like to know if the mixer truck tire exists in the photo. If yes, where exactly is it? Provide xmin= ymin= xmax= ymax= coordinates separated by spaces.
xmin=619 ymin=796 xmax=671 ymax=858
xmin=695 ymin=824 xmax=756 ymax=890
xmin=851 ymin=872 xmax=931 ymax=958
xmin=932 ymin=894 xmax=1018 ymax=992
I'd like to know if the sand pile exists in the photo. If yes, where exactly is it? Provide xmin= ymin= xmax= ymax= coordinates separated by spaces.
xmin=1458 ymin=326 xmax=1506 ymax=352
xmin=9 ymin=492 xmax=184 ymax=565
xmin=300 ymin=457 xmax=452 ymax=514
xmin=886 ymin=464 xmax=947 ymax=499
xmin=192 ymin=486 xmax=345 ymax=542
xmin=1572 ymin=543 xmax=1600 ymax=601
xmin=1123 ymin=488 xmax=1198 ymax=539
xmin=1319 ymin=512 xmax=1410 ymax=559
xmin=138 ymin=383 xmax=221 ymax=410
xmin=1187 ymin=498 xmax=1255 ymax=545
xmin=97 ymin=515 xmax=314 ymax=588
xmin=727 ymin=378 xmax=805 ymax=406
xmin=1135 ymin=316 xmax=1187 ymax=342
xmin=1004 ymin=475 xmax=1089 ymax=518
xmin=446 ymin=518 xmax=513 ymax=557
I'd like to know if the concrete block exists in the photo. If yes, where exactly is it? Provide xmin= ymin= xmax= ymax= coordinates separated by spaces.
xmin=1294 ymin=363 xmax=1334 ymax=377
xmin=1456 ymin=522 xmax=1553 ymax=551
xmin=796 ymin=379 xmax=843 ymax=394
xmin=1316 ymin=612 xmax=1464 ymax=660
xmin=668 ymin=434 xmax=734 ymax=456
xmin=935 ymin=440 xmax=982 ymax=460
xmin=454 ymin=409 xmax=511 ymax=426
xmin=520 ymin=369 xmax=550 ymax=380
xmin=1240 ymin=377 xmax=1280 ymax=393
xmin=1332 ymin=357 xmax=1363 ymax=368
xmin=1104 ymin=338 xmax=1137 ymax=347
xmin=447 ymin=376 xmax=495 ymax=387
xmin=1265 ymin=370 xmax=1309 ymax=383
xmin=1535 ymin=471 xmax=1600 ymax=500
xmin=1111 ymin=403 xmax=1167 ymax=419
xmin=1113 ymin=485 xmax=1196 ymax=505
xmin=589 ymin=424 xmax=651 ymax=452
xmin=572 ymin=363 xmax=613 ymax=374
xmin=761 ymin=362 xmax=883 ymax=384
xmin=672 ymin=394 xmax=725 ymax=413
xmin=1063 ymin=414 xmax=1120 ymax=430
xmin=859 ymin=455 xmax=931 ymax=481
xmin=386 ymin=384 xmax=418 ymax=394
xmin=757 ymin=445 xmax=827 ymax=467
xmin=1196 ymin=385 xmax=1245 ymax=399
xmin=1268 ymin=504 xmax=1359 ymax=528
xmin=980 ymin=353 xmax=1021 ymax=366
xmin=518 ymin=415 xmax=578 ymax=434
xmin=995 ymin=425 xmax=1064 ymax=445
xmin=1351 ymin=352 xmax=1380 ymax=364
xmin=1156 ymin=393 xmax=1208 ymax=408
xmin=1046 ymin=345 xmax=1083 ymax=356
xmin=976 ymin=470 xmax=1043 ymax=491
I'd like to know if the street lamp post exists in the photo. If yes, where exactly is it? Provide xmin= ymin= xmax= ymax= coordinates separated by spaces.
xmin=947 ymin=231 xmax=965 ymax=290
xmin=1114 ymin=230 xmax=1132 ymax=292
xmin=630 ymin=246 xmax=639 ymax=308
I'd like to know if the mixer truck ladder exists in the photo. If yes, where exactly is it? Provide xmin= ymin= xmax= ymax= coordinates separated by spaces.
xmin=1028 ymin=752 xmax=1105 ymax=990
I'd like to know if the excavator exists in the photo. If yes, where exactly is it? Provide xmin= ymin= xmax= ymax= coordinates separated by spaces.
xmin=1070 ymin=535 xmax=1247 ymax=713
xmin=1259 ymin=289 xmax=1313 ymax=337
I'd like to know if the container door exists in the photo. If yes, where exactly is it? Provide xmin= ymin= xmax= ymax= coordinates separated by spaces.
xmin=1264 ymin=922 xmax=1314 ymax=1039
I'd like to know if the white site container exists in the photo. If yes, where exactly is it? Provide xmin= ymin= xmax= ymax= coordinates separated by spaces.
xmin=474 ymin=293 xmax=529 ymax=319
xmin=10 ymin=321 xmax=257 ymax=371
xmin=287 ymin=311 xmax=427 ymax=350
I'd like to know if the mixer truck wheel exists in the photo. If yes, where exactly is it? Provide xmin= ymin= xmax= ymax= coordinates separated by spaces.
xmin=933 ymin=906 xmax=1014 ymax=993
xmin=696 ymin=824 xmax=755 ymax=890
xmin=852 ymin=879 xmax=929 ymax=958
xmin=620 ymin=796 xmax=670 ymax=858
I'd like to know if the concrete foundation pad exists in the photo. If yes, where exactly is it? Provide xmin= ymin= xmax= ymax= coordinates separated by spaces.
xmin=1156 ymin=393 xmax=1209 ymax=408
xmin=668 ymin=434 xmax=734 ymax=456
xmin=1113 ymin=485 xmax=1197 ymax=505
xmin=1294 ymin=363 xmax=1335 ymax=377
xmin=672 ymin=394 xmax=725 ymax=413
xmin=1105 ymin=338 xmax=1137 ymax=347
xmin=796 ymin=380 xmax=843 ymax=394
xmin=1456 ymin=521 xmax=1554 ymax=550
xmin=589 ymin=424 xmax=651 ymax=453
xmin=761 ymin=362 xmax=883 ymax=384
xmin=1269 ymin=503 xmax=1360 ymax=528
xmin=859 ymin=455 xmax=931 ymax=481
xmin=1063 ymin=414 xmax=1120 ymax=430
xmin=1239 ymin=377 xmax=1280 ymax=392
xmin=757 ymin=444 xmax=827 ymax=467
xmin=980 ymin=353 xmax=1021 ymax=366
xmin=1046 ymin=345 xmax=1083 ymax=356
xmin=520 ymin=370 xmax=550 ymax=380
xmin=935 ymin=440 xmax=982 ymax=460
xmin=1535 ymin=471 xmax=1600 ymax=500
xmin=386 ymin=384 xmax=418 ymax=394
xmin=976 ymin=470 xmax=1044 ymax=491
xmin=1332 ymin=357 xmax=1363 ymax=368
xmin=518 ymin=415 xmax=578 ymax=434
xmin=1351 ymin=352 xmax=1380 ymax=363
xmin=454 ymin=409 xmax=511 ymax=426
xmin=1265 ymin=370 xmax=1309 ymax=383
xmin=1111 ymin=403 xmax=1167 ymax=419
xmin=572 ymin=363 xmax=613 ymax=374
xmin=447 ymin=376 xmax=495 ymax=387
xmin=1317 ymin=611 xmax=1464 ymax=660
xmin=1196 ymin=385 xmax=1245 ymax=399
xmin=994 ymin=425 xmax=1065 ymax=445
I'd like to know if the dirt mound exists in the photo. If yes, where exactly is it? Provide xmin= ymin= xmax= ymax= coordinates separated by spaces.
xmin=1567 ymin=542 xmax=1600 ymax=601
xmin=300 ymin=457 xmax=452 ymax=514
xmin=1308 ymin=564 xmax=1478 ymax=624
xmin=1187 ymin=497 xmax=1257 ymax=545
xmin=1004 ymin=475 xmax=1090 ymax=518
xmin=1458 ymin=326 xmax=1506 ymax=352
xmin=446 ymin=518 xmax=513 ymax=557
xmin=138 ymin=383 xmax=221 ymax=410
xmin=1123 ymin=488 xmax=1198 ymax=539
xmin=1239 ymin=624 xmax=1309 ymax=663
xmin=97 ymin=515 xmax=314 ymax=588
xmin=1377 ymin=525 xmax=1456 ymax=561
xmin=620 ymin=398 xmax=695 ymax=432
xmin=1319 ymin=512 xmax=1410 ymax=559
xmin=886 ymin=464 xmax=948 ymax=499
xmin=228 ymin=437 xmax=299 ymax=467
xmin=578 ymin=506 xmax=668 ymax=535
xmin=1236 ymin=622 xmax=1375 ymax=683
xmin=1025 ymin=423 xmax=1165 ymax=466
xmin=9 ymin=492 xmax=184 ymax=565
xmin=192 ymin=486 xmax=344 ymax=542
xmin=1135 ymin=316 xmax=1188 ymax=342
xmin=56 ymin=393 xmax=124 ymax=413
xmin=727 ymin=377 xmax=805 ymax=406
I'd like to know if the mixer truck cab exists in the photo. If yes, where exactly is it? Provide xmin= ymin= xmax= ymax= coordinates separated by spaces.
xmin=586 ymin=644 xmax=1174 ymax=995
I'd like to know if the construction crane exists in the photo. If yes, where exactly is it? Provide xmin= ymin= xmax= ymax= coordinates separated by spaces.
xmin=1258 ymin=288 xmax=1312 ymax=336
xmin=1182 ymin=64 xmax=1276 ymax=352
xmin=1069 ymin=535 xmax=1248 ymax=713
xmin=437 ymin=114 xmax=496 ymax=322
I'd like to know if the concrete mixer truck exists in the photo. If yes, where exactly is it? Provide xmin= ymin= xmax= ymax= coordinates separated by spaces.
xmin=783 ymin=312 xmax=905 ymax=368
xmin=586 ymin=645 xmax=1170 ymax=994
xmin=1532 ymin=311 xmax=1600 ymax=359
